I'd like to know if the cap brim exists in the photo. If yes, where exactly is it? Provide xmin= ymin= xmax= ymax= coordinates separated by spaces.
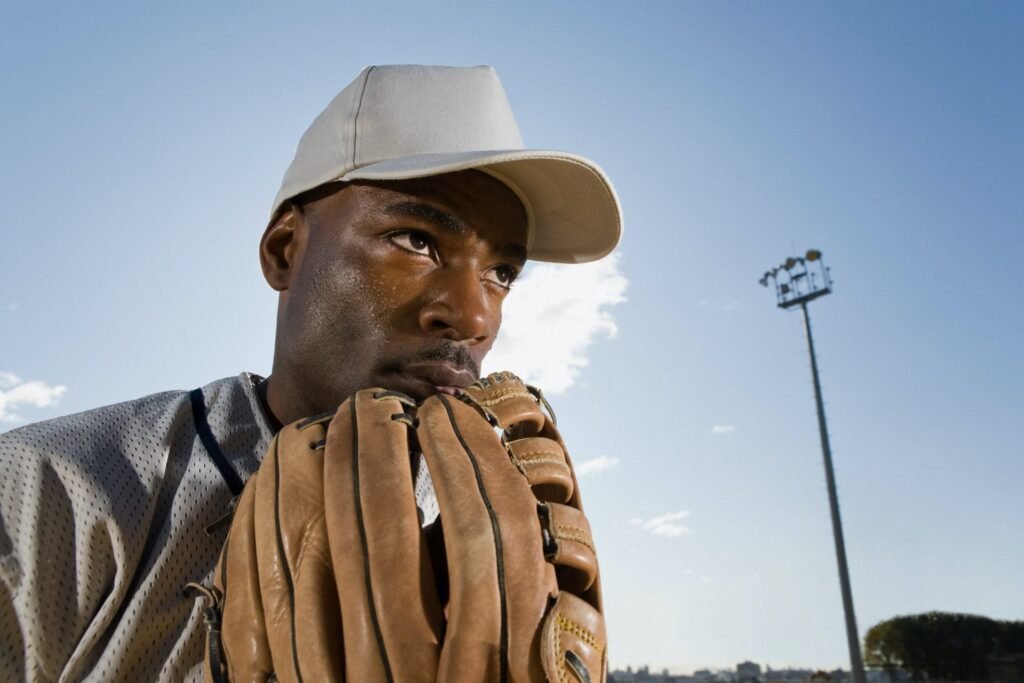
xmin=341 ymin=150 xmax=621 ymax=264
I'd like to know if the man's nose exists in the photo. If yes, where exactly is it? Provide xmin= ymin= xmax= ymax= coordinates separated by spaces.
xmin=417 ymin=268 xmax=497 ymax=344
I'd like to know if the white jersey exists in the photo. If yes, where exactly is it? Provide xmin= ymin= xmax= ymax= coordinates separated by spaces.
xmin=0 ymin=373 xmax=276 ymax=682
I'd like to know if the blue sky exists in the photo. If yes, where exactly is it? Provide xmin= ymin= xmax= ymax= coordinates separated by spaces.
xmin=2 ymin=1 xmax=1022 ymax=673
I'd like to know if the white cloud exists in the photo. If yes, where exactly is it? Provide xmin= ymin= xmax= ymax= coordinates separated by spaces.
xmin=483 ymin=254 xmax=627 ymax=394
xmin=631 ymin=510 xmax=691 ymax=538
xmin=576 ymin=456 xmax=619 ymax=477
xmin=711 ymin=424 xmax=735 ymax=435
xmin=0 ymin=372 xmax=67 ymax=422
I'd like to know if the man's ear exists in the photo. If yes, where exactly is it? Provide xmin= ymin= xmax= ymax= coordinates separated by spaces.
xmin=260 ymin=205 xmax=306 ymax=291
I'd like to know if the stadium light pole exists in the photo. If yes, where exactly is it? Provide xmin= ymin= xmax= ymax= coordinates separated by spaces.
xmin=759 ymin=251 xmax=866 ymax=683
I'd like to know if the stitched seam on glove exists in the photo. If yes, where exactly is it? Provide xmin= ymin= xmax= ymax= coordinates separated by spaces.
xmin=473 ymin=388 xmax=534 ymax=406
xmin=553 ymin=614 xmax=601 ymax=683
xmin=518 ymin=452 xmax=564 ymax=465
xmin=556 ymin=613 xmax=600 ymax=649
xmin=555 ymin=527 xmax=595 ymax=553
xmin=555 ymin=624 xmax=567 ymax=683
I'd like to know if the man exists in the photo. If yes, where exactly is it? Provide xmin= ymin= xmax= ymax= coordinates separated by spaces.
xmin=0 ymin=65 xmax=621 ymax=681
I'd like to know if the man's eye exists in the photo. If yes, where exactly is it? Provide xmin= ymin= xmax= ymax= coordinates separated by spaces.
xmin=484 ymin=265 xmax=518 ymax=289
xmin=390 ymin=231 xmax=433 ymax=256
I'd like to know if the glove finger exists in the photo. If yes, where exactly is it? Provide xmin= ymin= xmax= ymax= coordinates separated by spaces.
xmin=213 ymin=470 xmax=275 ymax=682
xmin=462 ymin=371 xmax=546 ymax=435
xmin=505 ymin=436 xmax=574 ymax=503
xmin=540 ymin=592 xmax=607 ymax=683
xmin=464 ymin=374 xmax=583 ymax=512
xmin=538 ymin=503 xmax=597 ymax=595
xmin=253 ymin=423 xmax=344 ymax=683
xmin=324 ymin=390 xmax=443 ymax=683
xmin=418 ymin=393 xmax=555 ymax=683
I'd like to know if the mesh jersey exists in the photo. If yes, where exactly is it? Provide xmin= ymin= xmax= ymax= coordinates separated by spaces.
xmin=0 ymin=373 xmax=276 ymax=682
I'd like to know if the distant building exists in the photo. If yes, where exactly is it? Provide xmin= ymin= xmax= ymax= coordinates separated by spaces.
xmin=737 ymin=661 xmax=762 ymax=681
xmin=764 ymin=667 xmax=814 ymax=683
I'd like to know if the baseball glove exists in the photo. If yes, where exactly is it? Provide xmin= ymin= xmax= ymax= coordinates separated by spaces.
xmin=187 ymin=371 xmax=605 ymax=682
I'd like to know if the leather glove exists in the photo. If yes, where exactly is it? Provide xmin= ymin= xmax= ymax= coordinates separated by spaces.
xmin=189 ymin=371 xmax=605 ymax=682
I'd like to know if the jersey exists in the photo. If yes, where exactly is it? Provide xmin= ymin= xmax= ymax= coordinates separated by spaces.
xmin=0 ymin=373 xmax=276 ymax=681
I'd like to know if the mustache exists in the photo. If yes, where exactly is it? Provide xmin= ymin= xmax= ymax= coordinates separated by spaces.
xmin=388 ymin=343 xmax=480 ymax=378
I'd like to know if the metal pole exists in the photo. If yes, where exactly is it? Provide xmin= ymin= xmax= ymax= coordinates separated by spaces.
xmin=800 ymin=301 xmax=866 ymax=683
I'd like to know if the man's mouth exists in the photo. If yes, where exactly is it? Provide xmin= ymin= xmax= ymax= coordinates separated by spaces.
xmin=392 ymin=361 xmax=477 ymax=399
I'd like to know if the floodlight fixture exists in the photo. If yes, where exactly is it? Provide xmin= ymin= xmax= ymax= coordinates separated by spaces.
xmin=758 ymin=249 xmax=832 ymax=309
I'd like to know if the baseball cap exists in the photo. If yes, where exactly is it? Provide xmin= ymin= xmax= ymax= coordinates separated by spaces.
xmin=270 ymin=65 xmax=622 ymax=264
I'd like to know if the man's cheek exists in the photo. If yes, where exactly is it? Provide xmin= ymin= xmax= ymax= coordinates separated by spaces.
xmin=338 ymin=278 xmax=419 ymax=345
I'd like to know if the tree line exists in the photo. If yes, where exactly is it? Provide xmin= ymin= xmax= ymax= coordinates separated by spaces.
xmin=864 ymin=612 xmax=1024 ymax=681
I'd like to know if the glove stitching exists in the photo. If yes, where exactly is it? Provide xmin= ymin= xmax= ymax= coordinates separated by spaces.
xmin=555 ymin=613 xmax=601 ymax=683
xmin=555 ymin=619 xmax=567 ymax=683
xmin=473 ymin=388 xmax=535 ymax=406
xmin=555 ymin=527 xmax=595 ymax=553
xmin=556 ymin=613 xmax=600 ymax=649
xmin=516 ymin=451 xmax=564 ymax=465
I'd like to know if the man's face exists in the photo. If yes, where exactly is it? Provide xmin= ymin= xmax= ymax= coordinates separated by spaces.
xmin=268 ymin=169 xmax=528 ymax=413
